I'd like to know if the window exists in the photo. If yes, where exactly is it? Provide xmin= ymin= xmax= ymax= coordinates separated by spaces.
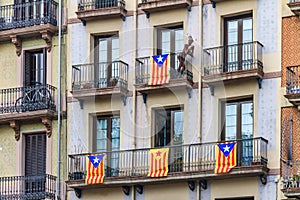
xmin=224 ymin=14 xmax=253 ymax=72
xmin=221 ymin=99 xmax=253 ymax=166
xmin=95 ymin=34 xmax=119 ymax=88
xmin=94 ymin=115 xmax=120 ymax=176
xmin=157 ymin=25 xmax=184 ymax=71
xmin=25 ymin=133 xmax=46 ymax=194
xmin=154 ymin=107 xmax=184 ymax=172
xmin=24 ymin=49 xmax=47 ymax=86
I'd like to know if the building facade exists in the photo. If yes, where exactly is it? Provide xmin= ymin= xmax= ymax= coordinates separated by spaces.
xmin=0 ymin=0 xmax=68 ymax=199
xmin=66 ymin=0 xmax=284 ymax=200
xmin=281 ymin=0 xmax=300 ymax=199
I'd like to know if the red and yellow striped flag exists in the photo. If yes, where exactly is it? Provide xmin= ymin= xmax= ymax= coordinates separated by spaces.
xmin=148 ymin=54 xmax=170 ymax=85
xmin=148 ymin=148 xmax=169 ymax=177
xmin=86 ymin=154 xmax=105 ymax=184
xmin=215 ymin=142 xmax=237 ymax=173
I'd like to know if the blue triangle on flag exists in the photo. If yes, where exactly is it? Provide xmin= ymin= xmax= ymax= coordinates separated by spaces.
xmin=88 ymin=154 xmax=104 ymax=168
xmin=217 ymin=142 xmax=236 ymax=157
xmin=152 ymin=54 xmax=168 ymax=66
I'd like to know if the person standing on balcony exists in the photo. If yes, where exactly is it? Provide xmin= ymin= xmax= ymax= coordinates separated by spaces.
xmin=177 ymin=35 xmax=194 ymax=75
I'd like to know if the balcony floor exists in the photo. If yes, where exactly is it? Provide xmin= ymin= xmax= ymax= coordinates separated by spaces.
xmin=66 ymin=165 xmax=268 ymax=189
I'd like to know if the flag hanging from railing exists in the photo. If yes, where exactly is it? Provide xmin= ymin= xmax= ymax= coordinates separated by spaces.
xmin=148 ymin=54 xmax=170 ymax=85
xmin=215 ymin=142 xmax=237 ymax=173
xmin=86 ymin=154 xmax=105 ymax=184
xmin=148 ymin=148 xmax=169 ymax=177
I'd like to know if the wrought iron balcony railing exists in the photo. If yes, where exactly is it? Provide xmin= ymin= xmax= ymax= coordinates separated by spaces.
xmin=72 ymin=61 xmax=128 ymax=91
xmin=286 ymin=66 xmax=300 ymax=95
xmin=0 ymin=0 xmax=58 ymax=31
xmin=68 ymin=137 xmax=268 ymax=181
xmin=0 ymin=84 xmax=56 ymax=114
xmin=78 ymin=0 xmax=125 ymax=11
xmin=282 ymin=160 xmax=300 ymax=189
xmin=135 ymin=53 xmax=193 ymax=85
xmin=0 ymin=174 xmax=56 ymax=200
xmin=203 ymin=41 xmax=263 ymax=76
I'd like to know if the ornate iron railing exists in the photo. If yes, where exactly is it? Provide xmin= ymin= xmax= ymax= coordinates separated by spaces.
xmin=282 ymin=160 xmax=300 ymax=189
xmin=0 ymin=174 xmax=56 ymax=200
xmin=72 ymin=61 xmax=128 ymax=90
xmin=0 ymin=84 xmax=56 ymax=114
xmin=203 ymin=41 xmax=263 ymax=76
xmin=78 ymin=0 xmax=125 ymax=11
xmin=286 ymin=66 xmax=300 ymax=95
xmin=0 ymin=0 xmax=58 ymax=31
xmin=68 ymin=137 xmax=268 ymax=180
xmin=135 ymin=53 xmax=193 ymax=84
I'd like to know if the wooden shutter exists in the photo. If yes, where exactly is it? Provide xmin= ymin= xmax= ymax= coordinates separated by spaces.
xmin=25 ymin=133 xmax=46 ymax=176
xmin=24 ymin=51 xmax=32 ymax=86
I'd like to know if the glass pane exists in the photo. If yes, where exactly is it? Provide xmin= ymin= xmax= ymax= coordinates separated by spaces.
xmin=225 ymin=104 xmax=237 ymax=141
xmin=155 ymin=110 xmax=168 ymax=147
xmin=241 ymin=102 xmax=253 ymax=139
xmin=243 ymin=18 xmax=252 ymax=43
xmin=98 ymin=39 xmax=107 ymax=63
xmin=227 ymin=21 xmax=238 ymax=45
xmin=112 ymin=38 xmax=119 ymax=61
xmin=175 ymin=29 xmax=184 ymax=53
xmin=96 ymin=139 xmax=107 ymax=151
xmin=161 ymin=31 xmax=171 ymax=54
xmin=173 ymin=110 xmax=184 ymax=145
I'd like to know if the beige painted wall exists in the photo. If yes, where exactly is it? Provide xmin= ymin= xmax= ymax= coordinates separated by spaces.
xmin=0 ymin=126 xmax=16 ymax=177
xmin=145 ymin=182 xmax=189 ymax=200
xmin=211 ymin=177 xmax=258 ymax=199
xmin=0 ymin=43 xmax=17 ymax=89
xmin=80 ymin=187 xmax=124 ymax=199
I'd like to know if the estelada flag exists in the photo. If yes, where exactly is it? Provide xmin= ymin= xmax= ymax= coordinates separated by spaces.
xmin=86 ymin=154 xmax=105 ymax=184
xmin=148 ymin=148 xmax=169 ymax=177
xmin=215 ymin=142 xmax=237 ymax=173
xmin=148 ymin=54 xmax=170 ymax=85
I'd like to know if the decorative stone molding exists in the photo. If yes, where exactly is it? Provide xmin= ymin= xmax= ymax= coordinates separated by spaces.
xmin=41 ymin=117 xmax=52 ymax=138
xmin=9 ymin=120 xmax=20 ymax=141
xmin=41 ymin=31 xmax=53 ymax=52
xmin=10 ymin=36 xmax=22 ymax=56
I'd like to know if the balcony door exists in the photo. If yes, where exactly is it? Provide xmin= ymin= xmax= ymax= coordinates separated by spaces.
xmin=25 ymin=133 xmax=46 ymax=195
xmin=154 ymin=108 xmax=184 ymax=172
xmin=224 ymin=14 xmax=252 ymax=72
xmin=95 ymin=35 xmax=119 ymax=88
xmin=221 ymin=99 xmax=253 ymax=166
xmin=157 ymin=25 xmax=184 ymax=72
xmin=94 ymin=116 xmax=120 ymax=177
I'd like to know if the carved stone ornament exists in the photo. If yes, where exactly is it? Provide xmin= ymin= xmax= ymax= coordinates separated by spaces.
xmin=41 ymin=31 xmax=52 ymax=52
xmin=9 ymin=120 xmax=20 ymax=141
xmin=10 ymin=36 xmax=22 ymax=56
xmin=41 ymin=117 xmax=52 ymax=138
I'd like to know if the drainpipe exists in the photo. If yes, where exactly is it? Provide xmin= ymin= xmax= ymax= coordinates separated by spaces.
xmin=198 ymin=0 xmax=203 ymax=143
xmin=132 ymin=0 xmax=138 ymax=150
xmin=56 ymin=0 xmax=62 ymax=198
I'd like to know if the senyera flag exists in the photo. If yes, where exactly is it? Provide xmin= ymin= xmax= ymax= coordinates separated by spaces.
xmin=148 ymin=148 xmax=169 ymax=177
xmin=215 ymin=142 xmax=237 ymax=173
xmin=86 ymin=154 xmax=105 ymax=184
xmin=148 ymin=54 xmax=170 ymax=85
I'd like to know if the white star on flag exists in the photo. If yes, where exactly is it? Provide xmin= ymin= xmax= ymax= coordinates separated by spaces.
xmin=223 ymin=145 xmax=230 ymax=152
xmin=157 ymin=55 xmax=163 ymax=63
xmin=93 ymin=157 xmax=100 ymax=164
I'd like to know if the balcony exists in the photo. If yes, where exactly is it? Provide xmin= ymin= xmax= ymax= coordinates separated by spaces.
xmin=0 ymin=0 xmax=58 ymax=42
xmin=285 ymin=66 xmax=300 ymax=106
xmin=71 ymin=61 xmax=128 ymax=102
xmin=135 ymin=54 xmax=193 ymax=98
xmin=282 ymin=160 xmax=300 ymax=198
xmin=0 ymin=174 xmax=56 ymax=200
xmin=287 ymin=0 xmax=300 ymax=16
xmin=76 ymin=0 xmax=127 ymax=23
xmin=0 ymin=84 xmax=56 ymax=123
xmin=202 ymin=41 xmax=264 ymax=90
xmin=138 ymin=0 xmax=192 ymax=18
xmin=66 ymin=137 xmax=268 ymax=188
